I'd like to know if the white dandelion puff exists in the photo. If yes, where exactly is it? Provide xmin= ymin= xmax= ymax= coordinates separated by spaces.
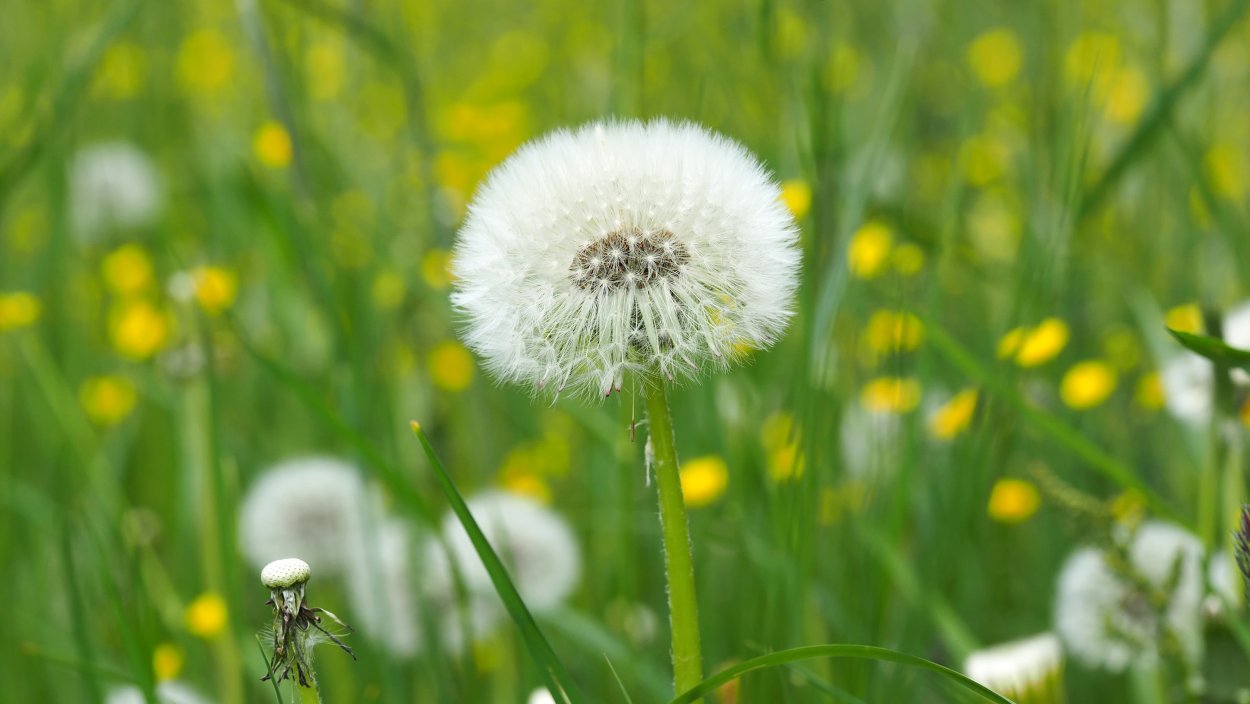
xmin=527 ymin=688 xmax=558 ymax=704
xmin=434 ymin=491 xmax=581 ymax=611
xmin=69 ymin=141 xmax=161 ymax=241
xmin=1160 ymin=300 xmax=1250 ymax=425
xmin=451 ymin=119 xmax=801 ymax=398
xmin=963 ymin=632 xmax=1063 ymax=702
xmin=839 ymin=405 xmax=901 ymax=479
xmin=344 ymin=518 xmax=424 ymax=658
xmin=420 ymin=538 xmax=505 ymax=654
xmin=1054 ymin=521 xmax=1205 ymax=672
xmin=1205 ymin=550 xmax=1241 ymax=619
xmin=105 ymin=682 xmax=211 ymax=704
xmin=238 ymin=457 xmax=381 ymax=574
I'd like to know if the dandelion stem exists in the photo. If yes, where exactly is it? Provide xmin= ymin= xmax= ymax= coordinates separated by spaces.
xmin=296 ymin=679 xmax=321 ymax=704
xmin=644 ymin=381 xmax=703 ymax=696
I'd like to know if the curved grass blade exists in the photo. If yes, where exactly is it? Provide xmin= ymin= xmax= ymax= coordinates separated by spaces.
xmin=668 ymin=644 xmax=1015 ymax=704
xmin=410 ymin=421 xmax=582 ymax=704
xmin=1168 ymin=328 xmax=1250 ymax=373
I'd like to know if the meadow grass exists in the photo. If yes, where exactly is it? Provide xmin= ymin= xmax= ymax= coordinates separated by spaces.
xmin=3 ymin=0 xmax=1250 ymax=702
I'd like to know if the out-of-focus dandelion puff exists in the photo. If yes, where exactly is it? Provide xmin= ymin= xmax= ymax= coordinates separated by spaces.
xmin=420 ymin=539 xmax=506 ymax=653
xmin=451 ymin=119 xmax=800 ymax=398
xmin=344 ymin=519 xmax=423 ymax=658
xmin=679 ymin=455 xmax=729 ymax=508
xmin=105 ymin=682 xmax=211 ymax=704
xmin=527 ymin=688 xmax=557 ymax=704
xmin=238 ymin=457 xmax=380 ymax=574
xmin=840 ymin=404 xmax=900 ymax=479
xmin=434 ymin=491 xmax=581 ymax=612
xmin=1205 ymin=551 xmax=1241 ymax=619
xmin=1161 ymin=353 xmax=1213 ymax=424
xmin=68 ymin=142 xmax=161 ymax=241
xmin=1054 ymin=521 xmax=1205 ymax=672
xmin=964 ymin=632 xmax=1063 ymax=703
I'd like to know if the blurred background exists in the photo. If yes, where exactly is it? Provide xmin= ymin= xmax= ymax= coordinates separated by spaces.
xmin=3 ymin=0 xmax=1250 ymax=701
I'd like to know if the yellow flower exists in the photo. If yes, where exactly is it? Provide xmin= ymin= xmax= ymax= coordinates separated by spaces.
xmin=1104 ymin=66 xmax=1148 ymax=125
xmin=997 ymin=318 xmax=1068 ymax=367
xmin=252 ymin=121 xmax=292 ymax=169
xmin=847 ymin=221 xmax=893 ymax=279
xmin=891 ymin=243 xmax=925 ymax=276
xmin=93 ymin=42 xmax=148 ymax=101
xmin=1165 ymin=303 xmax=1203 ymax=334
xmin=185 ymin=592 xmax=227 ymax=638
xmin=963 ymin=134 xmax=1012 ymax=186
xmin=928 ymin=389 xmax=978 ymax=440
xmin=0 ymin=291 xmax=41 ymax=331
xmin=1135 ymin=372 xmax=1165 ymax=410
xmin=824 ymin=43 xmax=862 ymax=95
xmin=305 ymin=41 xmax=345 ymax=102
xmin=1110 ymin=490 xmax=1146 ymax=525
xmin=987 ymin=478 xmax=1040 ymax=523
xmin=680 ymin=455 xmax=729 ymax=508
xmin=500 ymin=471 xmax=552 ymax=504
xmin=1206 ymin=144 xmax=1247 ymax=200
xmin=371 ymin=270 xmax=406 ymax=310
xmin=152 ymin=643 xmax=184 ymax=682
xmin=79 ymin=375 xmax=138 ymax=426
xmin=779 ymin=179 xmax=812 ymax=219
xmin=1060 ymin=360 xmax=1117 ymax=409
xmin=102 ymin=244 xmax=154 ymax=296
xmin=421 ymin=249 xmax=454 ymax=290
xmin=966 ymin=28 xmax=1023 ymax=87
xmin=428 ymin=340 xmax=474 ymax=392
xmin=767 ymin=443 xmax=804 ymax=482
xmin=193 ymin=267 xmax=237 ymax=315
xmin=860 ymin=376 xmax=922 ymax=413
xmin=176 ymin=30 xmax=235 ymax=97
xmin=864 ymin=309 xmax=924 ymax=355
xmin=110 ymin=300 xmax=171 ymax=360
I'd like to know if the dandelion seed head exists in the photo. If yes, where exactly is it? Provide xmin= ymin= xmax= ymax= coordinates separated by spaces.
xmin=69 ymin=141 xmax=161 ymax=241
xmin=452 ymin=119 xmax=801 ymax=398
xmin=963 ymin=632 xmax=1062 ymax=700
xmin=238 ymin=457 xmax=380 ymax=574
xmin=1054 ymin=521 xmax=1204 ymax=672
xmin=262 ymin=558 xmax=311 ymax=588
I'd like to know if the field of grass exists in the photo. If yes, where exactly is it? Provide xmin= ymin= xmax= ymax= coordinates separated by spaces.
xmin=4 ymin=0 xmax=1250 ymax=702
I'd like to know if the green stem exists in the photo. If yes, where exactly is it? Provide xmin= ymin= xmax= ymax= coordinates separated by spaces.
xmin=644 ymin=381 xmax=704 ymax=696
xmin=297 ymin=678 xmax=321 ymax=704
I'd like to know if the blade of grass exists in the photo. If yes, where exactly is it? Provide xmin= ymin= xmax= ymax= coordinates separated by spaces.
xmin=1167 ymin=328 xmax=1250 ymax=373
xmin=1077 ymin=0 xmax=1250 ymax=220
xmin=668 ymin=644 xmax=1015 ymax=704
xmin=922 ymin=315 xmax=1184 ymax=523
xmin=410 ymin=421 xmax=582 ymax=704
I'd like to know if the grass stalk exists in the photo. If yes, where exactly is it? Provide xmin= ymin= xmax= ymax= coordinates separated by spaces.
xmin=643 ymin=382 xmax=703 ymax=697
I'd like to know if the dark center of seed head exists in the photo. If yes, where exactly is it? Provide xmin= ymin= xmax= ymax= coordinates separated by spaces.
xmin=570 ymin=228 xmax=690 ymax=291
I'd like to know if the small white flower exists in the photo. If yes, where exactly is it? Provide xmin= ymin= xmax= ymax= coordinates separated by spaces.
xmin=1054 ymin=521 xmax=1205 ymax=672
xmin=238 ymin=457 xmax=381 ymax=574
xmin=445 ymin=491 xmax=581 ymax=610
xmin=69 ymin=141 xmax=161 ymax=240
xmin=452 ymin=119 xmax=801 ymax=398
xmin=106 ymin=682 xmax=211 ymax=704
xmin=344 ymin=518 xmax=424 ymax=658
xmin=963 ymin=632 xmax=1062 ymax=701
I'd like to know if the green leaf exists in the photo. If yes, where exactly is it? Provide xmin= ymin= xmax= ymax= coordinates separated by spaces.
xmin=668 ymin=644 xmax=1016 ymax=704
xmin=410 ymin=422 xmax=583 ymax=704
xmin=1167 ymin=328 xmax=1250 ymax=373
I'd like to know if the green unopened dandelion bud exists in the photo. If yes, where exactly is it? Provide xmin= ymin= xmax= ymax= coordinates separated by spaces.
xmin=262 ymin=558 xmax=311 ymax=589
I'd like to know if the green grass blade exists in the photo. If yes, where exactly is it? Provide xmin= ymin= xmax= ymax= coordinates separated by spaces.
xmin=1167 ymin=328 xmax=1250 ymax=373
xmin=668 ymin=644 xmax=1015 ymax=704
xmin=923 ymin=316 xmax=1184 ymax=523
xmin=410 ymin=421 xmax=583 ymax=704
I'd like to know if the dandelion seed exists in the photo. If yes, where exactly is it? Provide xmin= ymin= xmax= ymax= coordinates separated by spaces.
xmin=238 ymin=457 xmax=382 ymax=574
xmin=963 ymin=633 xmax=1063 ymax=703
xmin=451 ymin=119 xmax=800 ymax=398
xmin=1054 ymin=521 xmax=1205 ymax=672
xmin=68 ymin=142 xmax=161 ymax=241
